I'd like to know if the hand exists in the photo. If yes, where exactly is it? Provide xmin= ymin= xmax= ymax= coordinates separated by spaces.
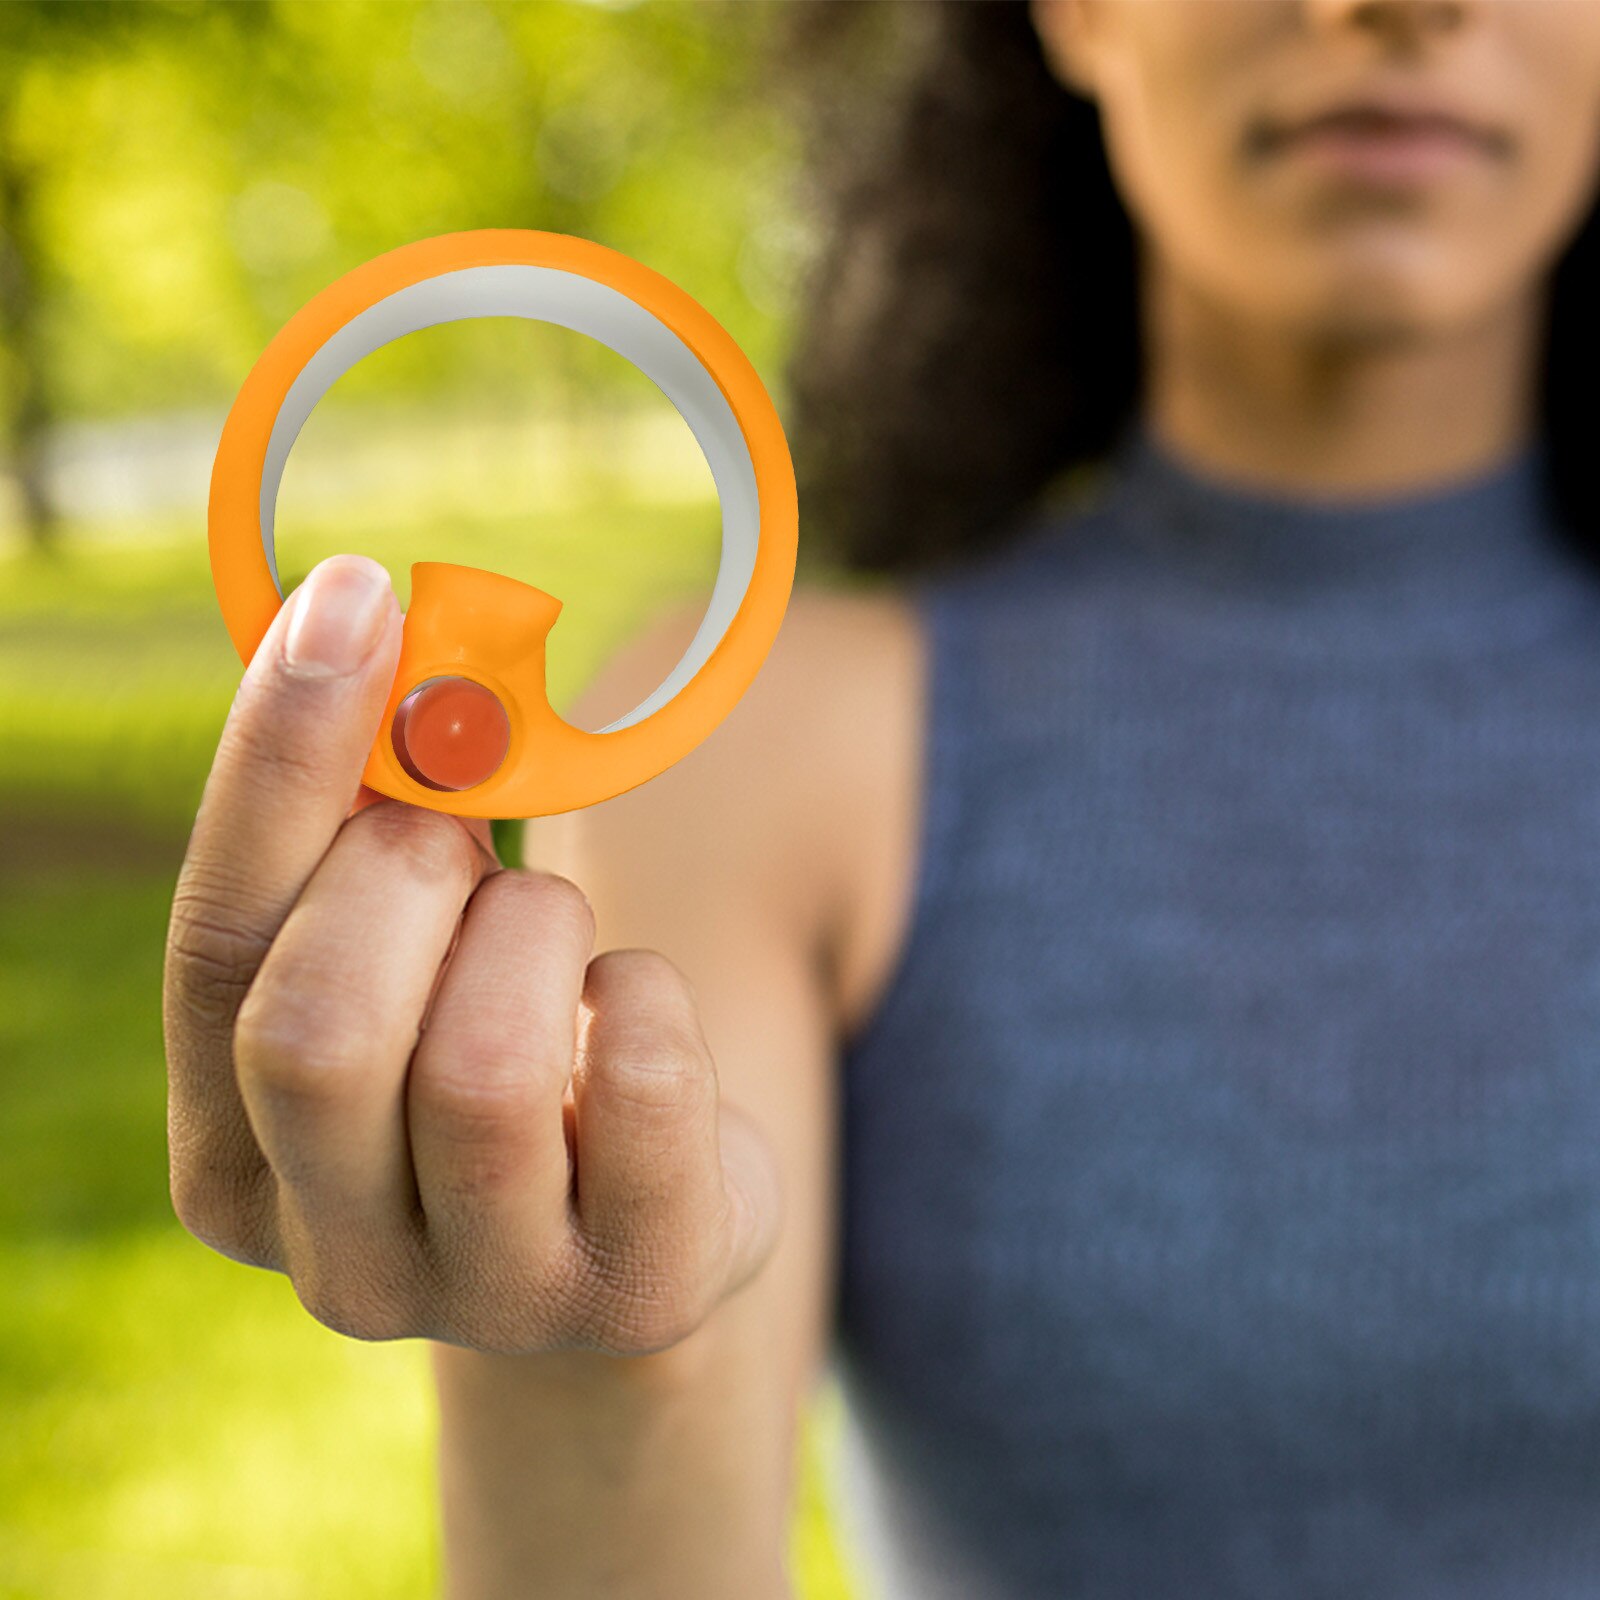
xmin=163 ymin=553 xmax=782 ymax=1356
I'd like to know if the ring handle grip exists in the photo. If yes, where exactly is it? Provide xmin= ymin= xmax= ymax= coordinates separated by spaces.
xmin=363 ymin=559 xmax=792 ymax=817
xmin=208 ymin=229 xmax=798 ymax=819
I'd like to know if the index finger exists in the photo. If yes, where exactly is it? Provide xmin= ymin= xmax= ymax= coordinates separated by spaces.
xmin=349 ymin=782 xmax=501 ymax=868
xmin=164 ymin=554 xmax=405 ymax=1215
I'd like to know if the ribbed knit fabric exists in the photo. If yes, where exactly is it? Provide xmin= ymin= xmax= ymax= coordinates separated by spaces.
xmin=825 ymin=416 xmax=1600 ymax=1600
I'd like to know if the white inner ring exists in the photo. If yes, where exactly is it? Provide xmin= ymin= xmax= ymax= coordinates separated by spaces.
xmin=260 ymin=263 xmax=760 ymax=733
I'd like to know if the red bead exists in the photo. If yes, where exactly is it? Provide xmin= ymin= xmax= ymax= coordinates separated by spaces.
xmin=391 ymin=676 xmax=511 ymax=792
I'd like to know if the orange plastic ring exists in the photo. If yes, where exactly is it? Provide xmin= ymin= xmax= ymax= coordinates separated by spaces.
xmin=207 ymin=228 xmax=798 ymax=818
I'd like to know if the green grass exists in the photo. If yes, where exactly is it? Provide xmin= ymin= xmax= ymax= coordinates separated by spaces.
xmin=0 ymin=502 xmax=858 ymax=1600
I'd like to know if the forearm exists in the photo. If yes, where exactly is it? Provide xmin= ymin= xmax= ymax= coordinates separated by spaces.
xmin=429 ymin=1285 xmax=799 ymax=1600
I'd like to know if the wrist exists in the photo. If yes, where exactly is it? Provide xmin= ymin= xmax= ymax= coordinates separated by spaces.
xmin=427 ymin=1291 xmax=733 ymax=1406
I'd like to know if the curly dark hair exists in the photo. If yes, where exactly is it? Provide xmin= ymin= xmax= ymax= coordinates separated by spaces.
xmin=766 ymin=1 xmax=1600 ymax=584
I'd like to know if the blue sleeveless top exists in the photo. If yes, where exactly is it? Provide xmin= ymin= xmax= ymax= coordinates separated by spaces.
xmin=827 ymin=418 xmax=1600 ymax=1599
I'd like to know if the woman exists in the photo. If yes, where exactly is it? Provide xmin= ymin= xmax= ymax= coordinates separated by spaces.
xmin=161 ymin=2 xmax=1600 ymax=1596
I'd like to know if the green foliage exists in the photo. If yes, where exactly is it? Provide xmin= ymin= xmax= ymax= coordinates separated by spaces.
xmin=10 ymin=0 xmax=809 ymax=425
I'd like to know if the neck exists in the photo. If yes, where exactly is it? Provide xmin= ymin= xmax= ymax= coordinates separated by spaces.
xmin=1139 ymin=244 xmax=1546 ymax=500
xmin=1073 ymin=414 xmax=1592 ymax=666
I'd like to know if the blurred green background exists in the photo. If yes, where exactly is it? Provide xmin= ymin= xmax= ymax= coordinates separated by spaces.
xmin=0 ymin=2 xmax=859 ymax=1595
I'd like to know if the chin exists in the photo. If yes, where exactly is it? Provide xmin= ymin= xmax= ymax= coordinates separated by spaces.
xmin=1272 ymin=253 xmax=1484 ymax=341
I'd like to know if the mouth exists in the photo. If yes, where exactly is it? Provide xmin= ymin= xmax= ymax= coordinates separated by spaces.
xmin=1254 ymin=102 xmax=1512 ymax=184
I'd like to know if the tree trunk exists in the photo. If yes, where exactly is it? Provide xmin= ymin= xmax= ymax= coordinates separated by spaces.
xmin=0 ymin=151 xmax=56 ymax=555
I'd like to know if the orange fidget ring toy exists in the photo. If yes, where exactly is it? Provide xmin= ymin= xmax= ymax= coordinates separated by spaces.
xmin=208 ymin=229 xmax=798 ymax=818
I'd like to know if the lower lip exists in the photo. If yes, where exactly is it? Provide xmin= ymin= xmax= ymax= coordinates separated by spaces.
xmin=1277 ymin=124 xmax=1494 ymax=184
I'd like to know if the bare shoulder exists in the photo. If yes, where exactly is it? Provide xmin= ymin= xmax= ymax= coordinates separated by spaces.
xmin=522 ymin=577 xmax=926 ymax=1041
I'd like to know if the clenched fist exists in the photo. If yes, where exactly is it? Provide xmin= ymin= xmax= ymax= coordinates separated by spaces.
xmin=163 ymin=553 xmax=782 ymax=1358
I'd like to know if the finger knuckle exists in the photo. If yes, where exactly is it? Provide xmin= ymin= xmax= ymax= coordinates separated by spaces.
xmin=590 ymin=946 xmax=697 ymax=1007
xmin=570 ymin=1239 xmax=712 ymax=1356
xmin=292 ymin=1275 xmax=417 ymax=1343
xmin=596 ymin=1059 xmax=706 ymax=1129
xmin=234 ymin=996 xmax=373 ymax=1105
xmin=476 ymin=868 xmax=596 ymax=952
xmin=588 ymin=1026 xmax=712 ymax=1123
xmin=413 ymin=1052 xmax=542 ymax=1147
xmin=583 ymin=952 xmax=710 ymax=1108
xmin=532 ymin=871 xmax=598 ymax=941
xmin=356 ymin=801 xmax=480 ymax=892
xmin=421 ymin=1255 xmax=571 ymax=1355
xmin=169 ymin=1167 xmax=278 ymax=1268
xmin=166 ymin=888 xmax=274 ymax=1028
xmin=168 ymin=1172 xmax=221 ymax=1244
